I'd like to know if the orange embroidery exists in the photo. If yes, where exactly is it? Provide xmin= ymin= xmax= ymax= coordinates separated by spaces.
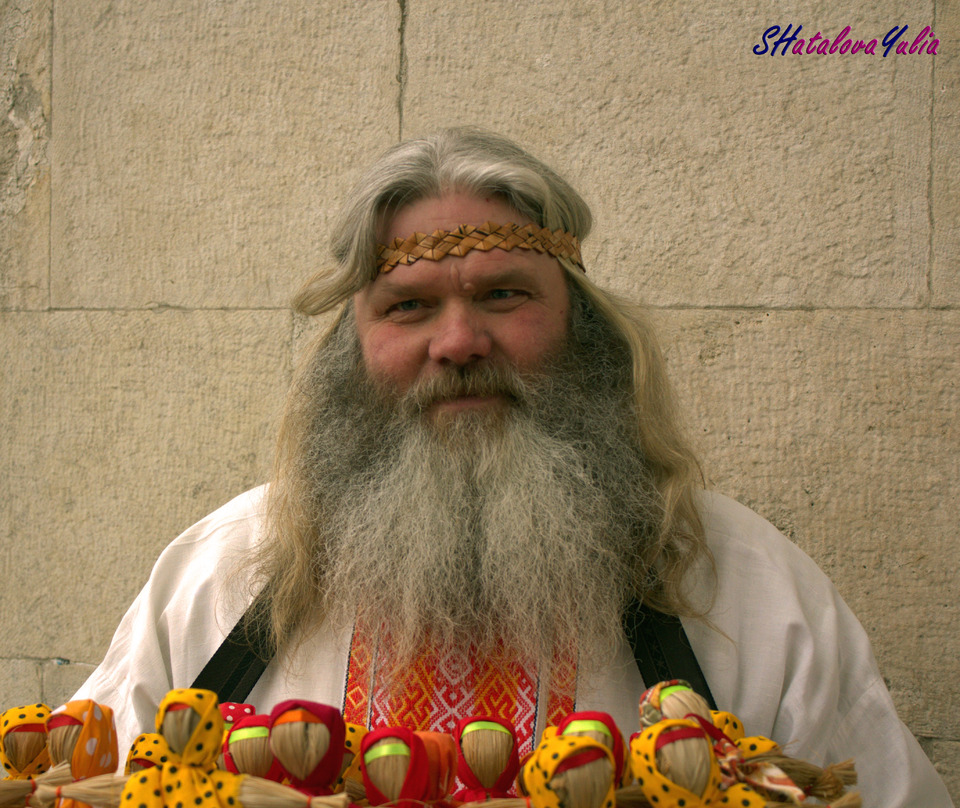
xmin=342 ymin=622 xmax=576 ymax=764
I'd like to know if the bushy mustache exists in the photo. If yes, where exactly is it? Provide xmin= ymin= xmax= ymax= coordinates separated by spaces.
xmin=399 ymin=362 xmax=528 ymax=416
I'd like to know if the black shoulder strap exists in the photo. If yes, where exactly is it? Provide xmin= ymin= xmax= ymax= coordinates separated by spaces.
xmin=622 ymin=599 xmax=717 ymax=710
xmin=190 ymin=599 xmax=275 ymax=704
xmin=193 ymin=597 xmax=717 ymax=710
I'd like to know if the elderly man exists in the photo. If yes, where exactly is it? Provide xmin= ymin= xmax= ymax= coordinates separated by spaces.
xmin=75 ymin=129 xmax=952 ymax=805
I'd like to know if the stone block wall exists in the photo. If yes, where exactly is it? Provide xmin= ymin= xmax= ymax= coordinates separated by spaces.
xmin=1 ymin=0 xmax=956 ymax=796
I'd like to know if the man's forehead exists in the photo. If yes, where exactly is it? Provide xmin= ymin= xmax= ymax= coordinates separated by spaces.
xmin=367 ymin=257 xmax=551 ymax=298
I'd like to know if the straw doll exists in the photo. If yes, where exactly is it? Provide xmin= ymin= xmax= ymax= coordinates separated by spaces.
xmin=267 ymin=701 xmax=344 ymax=797
xmin=218 ymin=705 xmax=255 ymax=769
xmin=625 ymin=718 xmax=773 ymax=808
xmin=125 ymin=734 xmax=172 ymax=775
xmin=452 ymin=716 xmax=519 ymax=801
xmin=222 ymin=716 xmax=284 ymax=781
xmin=360 ymin=727 xmax=432 ymax=808
xmin=522 ymin=733 xmax=615 ymax=808
xmin=1 ymin=704 xmax=52 ymax=781
xmin=638 ymin=681 xmax=712 ymax=729
xmin=709 ymin=711 xmax=857 ymax=804
xmin=120 ymin=688 xmax=242 ymax=808
xmin=220 ymin=705 xmax=256 ymax=739
xmin=0 ymin=704 xmax=58 ymax=808
xmin=555 ymin=712 xmax=629 ymax=788
xmin=35 ymin=700 xmax=119 ymax=808
xmin=416 ymin=732 xmax=457 ymax=804
xmin=333 ymin=723 xmax=367 ymax=800
xmin=641 ymin=687 xmax=856 ymax=805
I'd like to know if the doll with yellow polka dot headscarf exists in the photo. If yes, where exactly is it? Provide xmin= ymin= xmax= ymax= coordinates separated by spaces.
xmin=709 ymin=711 xmax=856 ymax=804
xmin=638 ymin=686 xmax=834 ymax=806
xmin=523 ymin=733 xmax=616 ymax=808
xmin=555 ymin=711 xmax=630 ymax=789
xmin=0 ymin=704 xmax=57 ymax=808
xmin=628 ymin=719 xmax=769 ymax=808
xmin=0 ymin=704 xmax=52 ymax=781
xmin=333 ymin=722 xmax=366 ymax=800
xmin=125 ymin=734 xmax=173 ymax=775
xmin=676 ymin=713 xmax=805 ymax=805
xmin=120 ymin=689 xmax=243 ymax=808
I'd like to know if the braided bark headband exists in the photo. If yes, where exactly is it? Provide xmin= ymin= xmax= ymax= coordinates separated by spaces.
xmin=376 ymin=221 xmax=584 ymax=273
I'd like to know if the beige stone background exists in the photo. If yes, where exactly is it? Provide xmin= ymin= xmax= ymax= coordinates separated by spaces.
xmin=0 ymin=0 xmax=957 ymax=795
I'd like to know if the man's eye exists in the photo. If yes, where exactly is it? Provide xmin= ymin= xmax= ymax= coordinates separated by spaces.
xmin=392 ymin=299 xmax=421 ymax=312
xmin=487 ymin=289 xmax=518 ymax=300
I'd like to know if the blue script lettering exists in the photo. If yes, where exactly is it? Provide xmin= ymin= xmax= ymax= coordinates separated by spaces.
xmin=882 ymin=25 xmax=907 ymax=57
xmin=754 ymin=25 xmax=779 ymax=55
xmin=754 ymin=24 xmax=802 ymax=56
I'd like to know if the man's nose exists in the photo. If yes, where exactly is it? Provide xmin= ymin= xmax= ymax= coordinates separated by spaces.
xmin=427 ymin=304 xmax=492 ymax=366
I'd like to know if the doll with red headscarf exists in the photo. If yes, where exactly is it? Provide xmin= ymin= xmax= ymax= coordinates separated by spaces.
xmin=417 ymin=732 xmax=457 ymax=804
xmin=360 ymin=727 xmax=439 ymax=808
xmin=218 ymin=705 xmax=255 ymax=769
xmin=452 ymin=716 xmax=519 ymax=801
xmin=222 ymin=715 xmax=284 ymax=782
xmin=554 ymin=712 xmax=629 ymax=788
xmin=267 ymin=701 xmax=344 ymax=797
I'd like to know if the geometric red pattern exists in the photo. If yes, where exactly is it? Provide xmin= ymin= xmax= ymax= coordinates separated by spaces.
xmin=341 ymin=621 xmax=577 ymax=763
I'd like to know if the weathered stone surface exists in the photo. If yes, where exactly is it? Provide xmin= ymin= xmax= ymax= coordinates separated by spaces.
xmin=51 ymin=0 xmax=398 ymax=310
xmin=40 ymin=658 xmax=97 ymax=707
xmin=656 ymin=307 xmax=959 ymax=739
xmin=405 ymin=0 xmax=932 ymax=308
xmin=918 ymin=738 xmax=960 ymax=798
xmin=932 ymin=0 xmax=959 ymax=305
xmin=0 ymin=310 xmax=290 ymax=662
xmin=0 ymin=659 xmax=42 ymax=708
xmin=0 ymin=0 xmax=50 ymax=310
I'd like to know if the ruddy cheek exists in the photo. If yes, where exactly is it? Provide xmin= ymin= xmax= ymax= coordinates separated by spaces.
xmin=363 ymin=332 xmax=423 ymax=390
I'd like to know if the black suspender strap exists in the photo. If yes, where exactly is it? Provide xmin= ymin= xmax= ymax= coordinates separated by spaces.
xmin=192 ymin=597 xmax=717 ymax=711
xmin=622 ymin=599 xmax=718 ymax=710
xmin=190 ymin=598 xmax=275 ymax=704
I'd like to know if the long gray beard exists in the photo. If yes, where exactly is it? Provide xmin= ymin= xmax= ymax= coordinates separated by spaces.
xmin=290 ymin=301 xmax=663 ymax=674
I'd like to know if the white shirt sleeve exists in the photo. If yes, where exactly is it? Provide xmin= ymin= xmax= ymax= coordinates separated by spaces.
xmin=72 ymin=486 xmax=268 ymax=752
xmin=684 ymin=492 xmax=954 ymax=807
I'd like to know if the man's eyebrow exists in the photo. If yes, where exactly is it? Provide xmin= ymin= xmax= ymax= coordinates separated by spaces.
xmin=369 ymin=278 xmax=430 ymax=299
xmin=470 ymin=267 xmax=541 ymax=287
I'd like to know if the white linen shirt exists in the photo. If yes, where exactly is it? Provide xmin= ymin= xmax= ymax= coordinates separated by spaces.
xmin=73 ymin=486 xmax=953 ymax=807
